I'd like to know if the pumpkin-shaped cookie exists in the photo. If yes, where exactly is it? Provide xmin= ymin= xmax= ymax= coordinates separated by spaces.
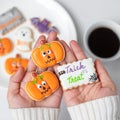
xmin=0 ymin=38 xmax=12 ymax=56
xmin=31 ymin=41 xmax=65 ymax=68
xmin=5 ymin=54 xmax=28 ymax=74
xmin=25 ymin=71 xmax=59 ymax=101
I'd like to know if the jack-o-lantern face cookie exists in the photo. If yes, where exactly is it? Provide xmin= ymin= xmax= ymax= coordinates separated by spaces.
xmin=25 ymin=71 xmax=59 ymax=101
xmin=31 ymin=41 xmax=65 ymax=69
xmin=5 ymin=54 xmax=28 ymax=74
xmin=0 ymin=38 xmax=12 ymax=56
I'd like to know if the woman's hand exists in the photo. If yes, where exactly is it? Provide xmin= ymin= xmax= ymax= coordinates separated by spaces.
xmin=7 ymin=34 xmax=117 ymax=109
xmin=7 ymin=32 xmax=62 ymax=109
xmin=59 ymin=40 xmax=117 ymax=107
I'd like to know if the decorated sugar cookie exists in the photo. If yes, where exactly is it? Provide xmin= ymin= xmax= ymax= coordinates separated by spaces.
xmin=15 ymin=27 xmax=34 ymax=51
xmin=31 ymin=41 xmax=65 ymax=69
xmin=31 ymin=18 xmax=59 ymax=34
xmin=31 ymin=18 xmax=50 ymax=33
xmin=5 ymin=54 xmax=28 ymax=74
xmin=0 ymin=38 xmax=12 ymax=56
xmin=25 ymin=71 xmax=59 ymax=101
xmin=0 ymin=7 xmax=25 ymax=35
xmin=57 ymin=58 xmax=98 ymax=90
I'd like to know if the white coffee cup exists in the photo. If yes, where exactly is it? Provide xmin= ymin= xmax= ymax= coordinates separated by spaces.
xmin=83 ymin=20 xmax=120 ymax=62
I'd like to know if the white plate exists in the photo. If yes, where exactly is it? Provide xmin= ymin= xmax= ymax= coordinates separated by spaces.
xmin=0 ymin=0 xmax=77 ymax=88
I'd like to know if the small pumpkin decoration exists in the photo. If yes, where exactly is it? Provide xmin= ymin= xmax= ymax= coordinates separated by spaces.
xmin=0 ymin=38 xmax=12 ymax=56
xmin=5 ymin=54 xmax=28 ymax=74
xmin=25 ymin=71 xmax=59 ymax=101
xmin=31 ymin=41 xmax=65 ymax=68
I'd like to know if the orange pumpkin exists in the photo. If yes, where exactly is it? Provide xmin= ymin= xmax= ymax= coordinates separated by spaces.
xmin=25 ymin=71 xmax=59 ymax=101
xmin=31 ymin=41 xmax=65 ymax=68
xmin=5 ymin=54 xmax=28 ymax=74
xmin=0 ymin=38 xmax=12 ymax=56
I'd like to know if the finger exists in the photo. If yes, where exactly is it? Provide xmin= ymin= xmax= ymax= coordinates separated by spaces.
xmin=58 ymin=40 xmax=67 ymax=65
xmin=47 ymin=31 xmax=58 ymax=42
xmin=35 ymin=32 xmax=57 ymax=73
xmin=61 ymin=40 xmax=76 ymax=63
xmin=56 ymin=40 xmax=66 ymax=65
xmin=47 ymin=31 xmax=66 ymax=65
xmin=59 ymin=60 xmax=66 ymax=65
xmin=47 ymin=67 xmax=54 ymax=72
xmin=36 ymin=32 xmax=58 ymax=73
xmin=36 ymin=67 xmax=47 ymax=74
xmin=95 ymin=59 xmax=116 ymax=91
xmin=70 ymin=40 xmax=87 ymax=60
xmin=27 ymin=35 xmax=46 ymax=72
xmin=35 ymin=35 xmax=48 ymax=73
xmin=53 ymin=40 xmax=74 ymax=75
xmin=8 ymin=67 xmax=25 ymax=95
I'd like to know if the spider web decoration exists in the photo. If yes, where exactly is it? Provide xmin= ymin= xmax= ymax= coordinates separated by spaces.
xmin=89 ymin=73 xmax=97 ymax=82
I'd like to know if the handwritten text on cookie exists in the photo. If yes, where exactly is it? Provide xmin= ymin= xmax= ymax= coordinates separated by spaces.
xmin=57 ymin=58 xmax=97 ymax=90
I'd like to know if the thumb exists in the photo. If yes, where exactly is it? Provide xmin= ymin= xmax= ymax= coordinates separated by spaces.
xmin=95 ymin=59 xmax=116 ymax=91
xmin=8 ymin=67 xmax=25 ymax=96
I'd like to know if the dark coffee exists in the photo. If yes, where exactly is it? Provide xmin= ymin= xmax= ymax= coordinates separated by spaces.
xmin=88 ymin=27 xmax=120 ymax=58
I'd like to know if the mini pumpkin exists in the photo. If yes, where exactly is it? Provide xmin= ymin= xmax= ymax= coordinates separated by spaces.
xmin=31 ymin=41 xmax=65 ymax=68
xmin=5 ymin=54 xmax=28 ymax=74
xmin=0 ymin=38 xmax=12 ymax=56
xmin=25 ymin=71 xmax=59 ymax=101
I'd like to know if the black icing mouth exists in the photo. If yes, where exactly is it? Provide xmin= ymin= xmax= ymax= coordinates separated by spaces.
xmin=41 ymin=87 xmax=51 ymax=94
xmin=45 ymin=57 xmax=56 ymax=64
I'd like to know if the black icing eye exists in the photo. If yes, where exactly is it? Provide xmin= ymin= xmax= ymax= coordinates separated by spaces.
xmin=47 ymin=50 xmax=51 ymax=54
xmin=37 ymin=84 xmax=42 ymax=89
xmin=42 ymin=81 xmax=46 ymax=85
xmin=42 ymin=52 xmax=46 ymax=57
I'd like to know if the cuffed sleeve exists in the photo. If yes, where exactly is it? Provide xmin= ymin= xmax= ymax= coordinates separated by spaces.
xmin=11 ymin=108 xmax=59 ymax=120
xmin=68 ymin=95 xmax=120 ymax=120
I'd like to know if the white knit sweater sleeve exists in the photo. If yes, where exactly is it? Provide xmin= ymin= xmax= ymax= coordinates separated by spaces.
xmin=10 ymin=108 xmax=59 ymax=120
xmin=68 ymin=95 xmax=120 ymax=120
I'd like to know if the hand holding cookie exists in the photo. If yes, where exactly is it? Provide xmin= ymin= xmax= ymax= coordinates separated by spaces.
xmin=7 ymin=32 xmax=117 ymax=109
xmin=7 ymin=31 xmax=62 ymax=108
xmin=58 ymin=40 xmax=117 ymax=107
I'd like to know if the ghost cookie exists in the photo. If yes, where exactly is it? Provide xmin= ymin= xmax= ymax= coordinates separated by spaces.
xmin=25 ymin=71 xmax=59 ymax=101
xmin=5 ymin=54 xmax=28 ymax=74
xmin=0 ymin=38 xmax=12 ymax=56
xmin=15 ymin=27 xmax=34 ymax=52
xmin=31 ymin=41 xmax=65 ymax=69
xmin=57 ymin=58 xmax=98 ymax=90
